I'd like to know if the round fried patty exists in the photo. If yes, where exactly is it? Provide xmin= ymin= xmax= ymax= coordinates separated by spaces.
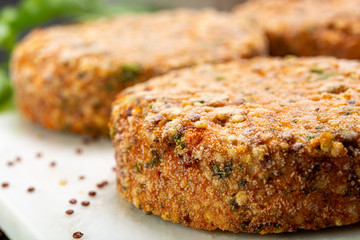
xmin=11 ymin=9 xmax=266 ymax=136
xmin=110 ymin=57 xmax=360 ymax=234
xmin=234 ymin=0 xmax=360 ymax=58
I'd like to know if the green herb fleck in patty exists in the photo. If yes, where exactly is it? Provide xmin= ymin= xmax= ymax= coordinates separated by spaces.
xmin=211 ymin=161 xmax=233 ymax=179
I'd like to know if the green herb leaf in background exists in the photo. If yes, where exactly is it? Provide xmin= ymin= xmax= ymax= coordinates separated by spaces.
xmin=0 ymin=0 xmax=105 ymax=52
xmin=0 ymin=68 xmax=13 ymax=111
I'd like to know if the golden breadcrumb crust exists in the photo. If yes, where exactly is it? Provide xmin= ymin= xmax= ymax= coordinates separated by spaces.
xmin=111 ymin=57 xmax=360 ymax=234
xmin=11 ymin=9 xmax=267 ymax=136
xmin=234 ymin=0 xmax=360 ymax=59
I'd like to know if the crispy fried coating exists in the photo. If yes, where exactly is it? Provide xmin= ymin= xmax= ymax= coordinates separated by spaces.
xmin=11 ymin=9 xmax=267 ymax=135
xmin=111 ymin=57 xmax=360 ymax=233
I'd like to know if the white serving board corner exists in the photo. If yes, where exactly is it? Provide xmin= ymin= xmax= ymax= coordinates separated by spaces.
xmin=0 ymin=110 xmax=360 ymax=240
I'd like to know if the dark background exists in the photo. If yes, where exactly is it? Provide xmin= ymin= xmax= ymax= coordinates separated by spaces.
xmin=0 ymin=230 xmax=8 ymax=240
xmin=0 ymin=0 xmax=19 ymax=8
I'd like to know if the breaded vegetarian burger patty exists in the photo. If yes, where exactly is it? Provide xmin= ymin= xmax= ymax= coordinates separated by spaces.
xmin=11 ymin=9 xmax=267 ymax=136
xmin=110 ymin=57 xmax=360 ymax=234
xmin=234 ymin=0 xmax=360 ymax=59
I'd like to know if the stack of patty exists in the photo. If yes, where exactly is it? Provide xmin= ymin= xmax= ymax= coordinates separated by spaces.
xmin=11 ymin=1 xmax=360 ymax=235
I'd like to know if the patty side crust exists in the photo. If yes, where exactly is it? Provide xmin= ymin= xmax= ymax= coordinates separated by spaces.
xmin=111 ymin=57 xmax=360 ymax=233
xmin=234 ymin=0 xmax=360 ymax=58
